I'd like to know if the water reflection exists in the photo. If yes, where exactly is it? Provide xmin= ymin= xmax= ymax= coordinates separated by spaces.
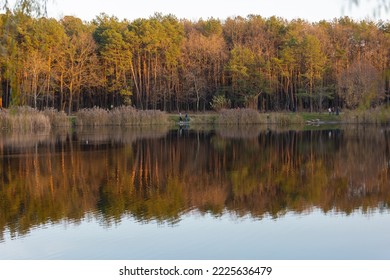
xmin=1 ymin=126 xmax=390 ymax=241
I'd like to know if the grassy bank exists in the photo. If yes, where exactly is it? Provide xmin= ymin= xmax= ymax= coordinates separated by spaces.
xmin=0 ymin=106 xmax=171 ymax=133
xmin=302 ymin=112 xmax=341 ymax=123
xmin=3 ymin=106 xmax=390 ymax=134
xmin=299 ymin=109 xmax=390 ymax=125
xmin=178 ymin=109 xmax=390 ymax=125
xmin=64 ymin=107 xmax=390 ymax=127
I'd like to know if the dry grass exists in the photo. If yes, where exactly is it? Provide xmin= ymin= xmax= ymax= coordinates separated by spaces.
xmin=110 ymin=106 xmax=169 ymax=126
xmin=75 ymin=106 xmax=169 ymax=127
xmin=0 ymin=106 xmax=51 ymax=133
xmin=341 ymin=109 xmax=390 ymax=124
xmin=216 ymin=109 xmax=262 ymax=124
xmin=0 ymin=107 xmax=70 ymax=134
xmin=42 ymin=108 xmax=71 ymax=128
xmin=75 ymin=107 xmax=110 ymax=126
xmin=265 ymin=112 xmax=305 ymax=125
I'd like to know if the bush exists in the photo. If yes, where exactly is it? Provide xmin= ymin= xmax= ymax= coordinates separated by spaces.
xmin=210 ymin=95 xmax=231 ymax=111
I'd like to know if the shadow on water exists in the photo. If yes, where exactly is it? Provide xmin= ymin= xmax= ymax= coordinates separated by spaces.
xmin=1 ymin=124 xmax=390 ymax=240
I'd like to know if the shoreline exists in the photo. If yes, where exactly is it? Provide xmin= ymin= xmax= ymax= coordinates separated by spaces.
xmin=2 ymin=107 xmax=390 ymax=133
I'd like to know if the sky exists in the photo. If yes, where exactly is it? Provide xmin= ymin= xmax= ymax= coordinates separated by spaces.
xmin=42 ymin=0 xmax=388 ymax=22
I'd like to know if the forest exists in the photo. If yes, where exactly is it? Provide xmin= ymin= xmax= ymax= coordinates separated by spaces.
xmin=0 ymin=11 xmax=389 ymax=113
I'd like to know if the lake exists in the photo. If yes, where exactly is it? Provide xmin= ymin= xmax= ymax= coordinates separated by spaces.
xmin=0 ymin=125 xmax=389 ymax=259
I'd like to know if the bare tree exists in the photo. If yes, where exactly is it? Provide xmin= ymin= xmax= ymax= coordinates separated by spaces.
xmin=339 ymin=59 xmax=384 ymax=109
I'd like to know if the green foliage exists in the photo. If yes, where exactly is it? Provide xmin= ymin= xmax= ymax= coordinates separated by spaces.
xmin=93 ymin=14 xmax=133 ymax=95
xmin=210 ymin=95 xmax=231 ymax=111
xmin=301 ymin=112 xmax=340 ymax=122
xmin=196 ymin=18 xmax=223 ymax=36
xmin=226 ymin=45 xmax=264 ymax=108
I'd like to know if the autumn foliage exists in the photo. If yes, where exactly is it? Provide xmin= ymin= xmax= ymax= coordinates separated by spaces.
xmin=0 ymin=12 xmax=389 ymax=113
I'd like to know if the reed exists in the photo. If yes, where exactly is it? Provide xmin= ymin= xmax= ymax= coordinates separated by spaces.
xmin=109 ymin=106 xmax=137 ymax=126
xmin=75 ymin=106 xmax=169 ymax=126
xmin=137 ymin=109 xmax=169 ymax=125
xmin=43 ymin=108 xmax=71 ymax=128
xmin=216 ymin=109 xmax=261 ymax=124
xmin=75 ymin=107 xmax=110 ymax=126
xmin=0 ymin=106 xmax=51 ymax=133
xmin=110 ymin=106 xmax=169 ymax=126
xmin=265 ymin=112 xmax=305 ymax=125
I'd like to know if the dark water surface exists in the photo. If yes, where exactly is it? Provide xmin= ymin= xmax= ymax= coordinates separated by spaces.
xmin=0 ymin=125 xmax=389 ymax=259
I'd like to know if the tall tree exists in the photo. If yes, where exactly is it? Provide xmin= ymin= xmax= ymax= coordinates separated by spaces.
xmin=61 ymin=16 xmax=101 ymax=113
xmin=300 ymin=34 xmax=327 ymax=112
xmin=226 ymin=45 xmax=264 ymax=108
xmin=93 ymin=14 xmax=132 ymax=107
xmin=181 ymin=18 xmax=227 ymax=111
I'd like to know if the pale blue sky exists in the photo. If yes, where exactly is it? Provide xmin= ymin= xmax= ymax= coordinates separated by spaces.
xmin=42 ymin=0 xmax=387 ymax=22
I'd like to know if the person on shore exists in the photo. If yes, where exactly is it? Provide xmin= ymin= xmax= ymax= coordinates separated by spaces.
xmin=179 ymin=112 xmax=182 ymax=122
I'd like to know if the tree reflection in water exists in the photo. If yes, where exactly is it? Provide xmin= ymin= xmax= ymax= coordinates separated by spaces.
xmin=0 ymin=125 xmax=389 ymax=240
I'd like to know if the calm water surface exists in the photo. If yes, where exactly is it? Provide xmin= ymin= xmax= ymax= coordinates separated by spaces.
xmin=0 ymin=125 xmax=389 ymax=259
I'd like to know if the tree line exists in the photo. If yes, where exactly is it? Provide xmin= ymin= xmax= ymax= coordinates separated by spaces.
xmin=0 ymin=11 xmax=389 ymax=113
